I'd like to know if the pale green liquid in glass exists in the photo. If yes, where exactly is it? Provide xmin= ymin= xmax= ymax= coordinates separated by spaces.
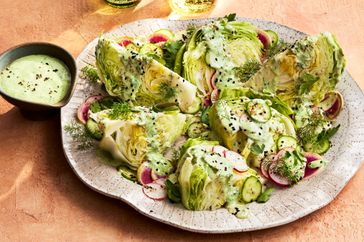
xmin=169 ymin=0 xmax=215 ymax=15
xmin=105 ymin=0 xmax=140 ymax=8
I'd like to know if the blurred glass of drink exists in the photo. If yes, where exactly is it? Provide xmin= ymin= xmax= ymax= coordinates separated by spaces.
xmin=169 ymin=0 xmax=216 ymax=16
xmin=105 ymin=0 xmax=140 ymax=8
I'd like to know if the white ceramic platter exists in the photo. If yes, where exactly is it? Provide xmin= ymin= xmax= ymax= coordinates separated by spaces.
xmin=61 ymin=17 xmax=364 ymax=233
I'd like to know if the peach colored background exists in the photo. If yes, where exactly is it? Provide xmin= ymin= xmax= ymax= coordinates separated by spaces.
xmin=0 ymin=0 xmax=363 ymax=241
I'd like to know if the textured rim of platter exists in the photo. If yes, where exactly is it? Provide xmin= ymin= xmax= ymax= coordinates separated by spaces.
xmin=61 ymin=17 xmax=364 ymax=233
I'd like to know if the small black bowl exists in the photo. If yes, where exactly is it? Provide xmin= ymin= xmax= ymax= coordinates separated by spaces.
xmin=0 ymin=42 xmax=77 ymax=118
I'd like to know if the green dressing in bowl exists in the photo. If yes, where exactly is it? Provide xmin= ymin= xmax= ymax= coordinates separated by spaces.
xmin=0 ymin=54 xmax=71 ymax=105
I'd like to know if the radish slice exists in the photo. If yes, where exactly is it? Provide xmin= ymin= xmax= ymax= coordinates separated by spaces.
xmin=137 ymin=162 xmax=154 ymax=185
xmin=142 ymin=181 xmax=167 ymax=201
xmin=119 ymin=39 xmax=132 ymax=47
xmin=203 ymin=97 xmax=212 ymax=107
xmin=260 ymin=160 xmax=270 ymax=179
xmin=211 ymin=145 xmax=228 ymax=157
xmin=223 ymin=150 xmax=249 ymax=173
xmin=260 ymin=155 xmax=274 ymax=178
xmin=77 ymin=103 xmax=90 ymax=124
xmin=324 ymin=92 xmax=343 ymax=119
xmin=151 ymin=170 xmax=167 ymax=181
xmin=77 ymin=95 xmax=103 ymax=124
xmin=257 ymin=30 xmax=271 ymax=49
xmin=268 ymin=164 xmax=290 ymax=186
xmin=209 ymin=71 xmax=218 ymax=90
xmin=304 ymin=152 xmax=324 ymax=179
xmin=154 ymin=178 xmax=166 ymax=186
xmin=148 ymin=34 xmax=169 ymax=43
xmin=274 ymin=147 xmax=295 ymax=162
xmin=211 ymin=89 xmax=219 ymax=104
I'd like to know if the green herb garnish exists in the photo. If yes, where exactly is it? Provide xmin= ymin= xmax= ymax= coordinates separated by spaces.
xmin=163 ymin=40 xmax=184 ymax=70
xmin=108 ymin=102 xmax=131 ymax=120
xmin=64 ymin=122 xmax=95 ymax=150
xmin=81 ymin=65 xmax=99 ymax=83
xmin=224 ymin=13 xmax=237 ymax=22
xmin=159 ymin=82 xmax=176 ymax=99
xmin=266 ymin=39 xmax=290 ymax=59
xmin=298 ymin=73 xmax=319 ymax=95
xmin=251 ymin=143 xmax=265 ymax=155
xmin=234 ymin=61 xmax=261 ymax=82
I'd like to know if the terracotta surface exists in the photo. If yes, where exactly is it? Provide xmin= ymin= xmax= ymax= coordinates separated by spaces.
xmin=0 ymin=0 xmax=363 ymax=241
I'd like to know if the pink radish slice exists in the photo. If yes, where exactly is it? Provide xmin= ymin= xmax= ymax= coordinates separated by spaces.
xmin=76 ymin=95 xmax=103 ymax=124
xmin=148 ymin=34 xmax=169 ymax=43
xmin=203 ymin=97 xmax=212 ymax=107
xmin=325 ymin=92 xmax=343 ymax=119
xmin=154 ymin=178 xmax=166 ymax=186
xmin=210 ymin=89 xmax=219 ymax=104
xmin=304 ymin=152 xmax=324 ymax=179
xmin=77 ymin=103 xmax=90 ymax=124
xmin=260 ymin=160 xmax=270 ymax=178
xmin=209 ymin=71 xmax=218 ymax=90
xmin=151 ymin=170 xmax=167 ymax=181
xmin=211 ymin=145 xmax=228 ymax=157
xmin=275 ymin=147 xmax=295 ymax=162
xmin=119 ymin=39 xmax=132 ymax=47
xmin=223 ymin=150 xmax=249 ymax=173
xmin=142 ymin=181 xmax=167 ymax=201
xmin=257 ymin=30 xmax=271 ymax=49
xmin=268 ymin=164 xmax=290 ymax=187
xmin=137 ymin=163 xmax=154 ymax=185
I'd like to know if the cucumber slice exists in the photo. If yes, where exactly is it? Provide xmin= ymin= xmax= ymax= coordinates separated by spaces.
xmin=154 ymin=29 xmax=174 ymax=40
xmin=265 ymin=30 xmax=278 ymax=47
xmin=140 ymin=43 xmax=164 ymax=58
xmin=187 ymin=122 xmax=209 ymax=138
xmin=256 ymin=187 xmax=275 ymax=203
xmin=118 ymin=165 xmax=137 ymax=182
xmin=246 ymin=99 xmax=272 ymax=123
xmin=173 ymin=43 xmax=186 ymax=75
xmin=125 ymin=42 xmax=139 ymax=52
xmin=277 ymin=135 xmax=298 ymax=150
xmin=86 ymin=119 xmax=103 ymax=140
xmin=304 ymin=139 xmax=330 ymax=155
xmin=241 ymin=176 xmax=262 ymax=203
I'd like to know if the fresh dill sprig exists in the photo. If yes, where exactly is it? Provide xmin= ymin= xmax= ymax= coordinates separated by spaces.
xmin=159 ymin=82 xmax=176 ymax=99
xmin=80 ymin=65 xmax=99 ymax=83
xmin=108 ymin=102 xmax=131 ymax=120
xmin=234 ymin=61 xmax=261 ymax=82
xmin=64 ymin=122 xmax=95 ymax=150
xmin=266 ymin=40 xmax=290 ymax=59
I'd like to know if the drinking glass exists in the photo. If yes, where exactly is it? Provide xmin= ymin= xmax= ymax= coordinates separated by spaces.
xmin=105 ymin=0 xmax=140 ymax=8
xmin=169 ymin=0 xmax=216 ymax=16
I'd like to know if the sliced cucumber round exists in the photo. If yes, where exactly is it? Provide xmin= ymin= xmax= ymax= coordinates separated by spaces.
xmin=265 ymin=30 xmax=278 ymax=47
xmin=241 ymin=176 xmax=262 ymax=203
xmin=246 ymin=99 xmax=272 ymax=123
xmin=86 ymin=119 xmax=103 ymax=140
xmin=173 ymin=43 xmax=186 ymax=75
xmin=125 ymin=42 xmax=139 ymax=52
xmin=140 ymin=43 xmax=164 ymax=58
xmin=277 ymin=135 xmax=298 ymax=150
xmin=118 ymin=165 xmax=137 ymax=182
xmin=304 ymin=140 xmax=330 ymax=155
xmin=155 ymin=29 xmax=174 ymax=39
xmin=187 ymin=122 xmax=209 ymax=138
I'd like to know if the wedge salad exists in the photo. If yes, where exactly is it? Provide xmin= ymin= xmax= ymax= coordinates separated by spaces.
xmin=69 ymin=14 xmax=345 ymax=218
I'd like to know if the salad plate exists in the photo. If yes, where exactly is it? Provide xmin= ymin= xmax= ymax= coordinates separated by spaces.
xmin=61 ymin=17 xmax=364 ymax=233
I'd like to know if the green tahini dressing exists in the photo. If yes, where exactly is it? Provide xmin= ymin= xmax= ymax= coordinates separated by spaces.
xmin=0 ymin=54 xmax=71 ymax=105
